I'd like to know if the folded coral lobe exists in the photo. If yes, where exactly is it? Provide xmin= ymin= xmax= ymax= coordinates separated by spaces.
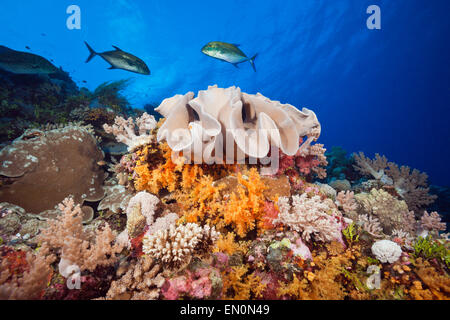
xmin=154 ymin=85 xmax=321 ymax=162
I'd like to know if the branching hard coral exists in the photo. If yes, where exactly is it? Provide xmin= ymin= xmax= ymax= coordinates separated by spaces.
xmin=142 ymin=223 xmax=219 ymax=268
xmin=0 ymin=245 xmax=55 ymax=300
xmin=335 ymin=191 xmax=358 ymax=214
xmin=103 ymin=112 xmax=157 ymax=152
xmin=420 ymin=211 xmax=446 ymax=234
xmin=274 ymin=194 xmax=343 ymax=243
xmin=39 ymin=197 xmax=124 ymax=273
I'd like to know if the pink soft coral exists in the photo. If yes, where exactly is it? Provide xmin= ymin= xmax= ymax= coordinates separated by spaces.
xmin=277 ymin=138 xmax=328 ymax=181
xmin=420 ymin=211 xmax=446 ymax=233
xmin=275 ymin=194 xmax=344 ymax=244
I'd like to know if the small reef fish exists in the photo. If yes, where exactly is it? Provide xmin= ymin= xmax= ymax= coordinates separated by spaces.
xmin=201 ymin=41 xmax=258 ymax=72
xmin=0 ymin=45 xmax=59 ymax=74
xmin=84 ymin=42 xmax=150 ymax=75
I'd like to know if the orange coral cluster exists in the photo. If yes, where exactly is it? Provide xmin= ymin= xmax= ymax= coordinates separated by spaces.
xmin=221 ymin=265 xmax=266 ymax=300
xmin=221 ymin=169 xmax=267 ymax=237
xmin=133 ymin=141 xmax=271 ymax=237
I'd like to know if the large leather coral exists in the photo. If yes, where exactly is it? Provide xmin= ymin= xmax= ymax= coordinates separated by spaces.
xmin=0 ymin=126 xmax=105 ymax=214
xmin=156 ymin=85 xmax=321 ymax=162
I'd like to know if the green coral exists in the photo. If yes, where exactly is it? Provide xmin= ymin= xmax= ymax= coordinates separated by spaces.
xmin=342 ymin=223 xmax=359 ymax=245
xmin=413 ymin=236 xmax=450 ymax=267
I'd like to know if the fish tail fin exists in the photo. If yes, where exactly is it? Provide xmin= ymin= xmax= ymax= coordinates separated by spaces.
xmin=84 ymin=41 xmax=97 ymax=63
xmin=249 ymin=53 xmax=258 ymax=72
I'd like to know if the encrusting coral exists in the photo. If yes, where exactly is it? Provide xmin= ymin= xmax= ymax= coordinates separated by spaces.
xmin=0 ymin=125 xmax=105 ymax=214
xmin=0 ymin=245 xmax=55 ymax=299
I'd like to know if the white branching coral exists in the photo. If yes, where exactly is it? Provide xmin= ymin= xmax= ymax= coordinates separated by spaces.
xmin=371 ymin=240 xmax=402 ymax=263
xmin=275 ymin=194 xmax=343 ymax=243
xmin=142 ymin=223 xmax=219 ymax=267
xmin=103 ymin=112 xmax=157 ymax=152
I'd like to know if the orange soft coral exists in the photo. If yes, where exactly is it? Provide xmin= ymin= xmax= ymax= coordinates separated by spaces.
xmin=213 ymin=232 xmax=249 ymax=256
xmin=221 ymin=168 xmax=267 ymax=237
xmin=221 ymin=265 xmax=266 ymax=300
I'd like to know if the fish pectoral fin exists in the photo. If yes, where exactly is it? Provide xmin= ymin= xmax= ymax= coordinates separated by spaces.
xmin=112 ymin=45 xmax=123 ymax=51
xmin=108 ymin=66 xmax=117 ymax=70
xmin=232 ymin=63 xmax=239 ymax=68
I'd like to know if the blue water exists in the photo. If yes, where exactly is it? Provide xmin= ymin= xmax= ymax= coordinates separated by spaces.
xmin=1 ymin=0 xmax=449 ymax=185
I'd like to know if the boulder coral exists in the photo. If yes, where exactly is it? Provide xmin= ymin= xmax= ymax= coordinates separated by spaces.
xmin=0 ymin=125 xmax=106 ymax=214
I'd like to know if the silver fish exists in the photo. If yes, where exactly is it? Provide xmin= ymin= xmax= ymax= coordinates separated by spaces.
xmin=201 ymin=41 xmax=257 ymax=72
xmin=0 ymin=45 xmax=59 ymax=74
xmin=84 ymin=42 xmax=150 ymax=75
